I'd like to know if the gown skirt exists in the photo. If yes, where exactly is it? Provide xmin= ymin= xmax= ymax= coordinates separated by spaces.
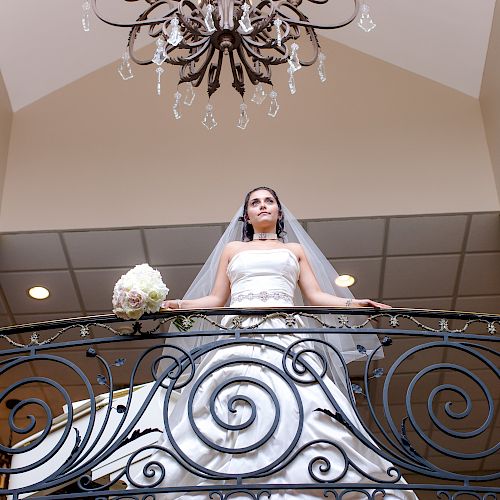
xmin=128 ymin=250 xmax=417 ymax=500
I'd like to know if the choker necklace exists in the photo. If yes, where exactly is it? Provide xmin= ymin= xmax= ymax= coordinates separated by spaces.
xmin=253 ymin=233 xmax=278 ymax=240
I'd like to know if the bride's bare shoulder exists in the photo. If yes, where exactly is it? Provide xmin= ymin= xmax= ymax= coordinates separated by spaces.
xmin=223 ymin=241 xmax=247 ymax=260
xmin=284 ymin=242 xmax=305 ymax=260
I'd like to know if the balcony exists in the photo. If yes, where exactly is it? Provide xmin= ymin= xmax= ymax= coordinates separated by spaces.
xmin=0 ymin=307 xmax=498 ymax=499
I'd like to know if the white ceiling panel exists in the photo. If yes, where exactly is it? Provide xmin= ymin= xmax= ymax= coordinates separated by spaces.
xmin=0 ymin=233 xmax=67 ymax=271
xmin=145 ymin=226 xmax=223 ymax=265
xmin=387 ymin=215 xmax=467 ymax=255
xmin=383 ymin=255 xmax=460 ymax=299
xmin=466 ymin=213 xmax=500 ymax=252
xmin=378 ymin=337 xmax=446 ymax=375
xmin=0 ymin=270 xmax=81 ymax=314
xmin=74 ymin=268 xmax=129 ymax=311
xmin=12 ymin=312 xmax=84 ymax=325
xmin=63 ymin=229 xmax=146 ymax=268
xmin=31 ymin=349 xmax=104 ymax=387
xmin=483 ymin=451 xmax=500 ymax=471
xmin=372 ymin=371 xmax=441 ymax=404
xmin=427 ymin=455 xmax=485 ymax=473
xmin=442 ymin=341 xmax=498 ymax=372
xmin=157 ymin=265 xmax=203 ymax=300
xmin=439 ymin=368 xmax=498 ymax=404
xmin=455 ymin=295 xmax=500 ymax=314
xmin=459 ymin=253 xmax=500 ymax=295
xmin=329 ymin=257 xmax=382 ymax=298
xmin=306 ymin=219 xmax=385 ymax=258
xmin=385 ymin=297 xmax=453 ymax=310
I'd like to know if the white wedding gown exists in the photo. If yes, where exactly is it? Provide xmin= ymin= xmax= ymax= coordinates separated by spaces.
xmin=130 ymin=249 xmax=417 ymax=499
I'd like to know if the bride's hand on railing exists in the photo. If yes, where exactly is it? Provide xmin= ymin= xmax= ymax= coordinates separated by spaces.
xmin=161 ymin=299 xmax=183 ymax=310
xmin=351 ymin=299 xmax=392 ymax=309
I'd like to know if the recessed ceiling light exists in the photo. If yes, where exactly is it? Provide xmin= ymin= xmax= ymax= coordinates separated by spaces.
xmin=335 ymin=275 xmax=356 ymax=287
xmin=28 ymin=286 xmax=50 ymax=300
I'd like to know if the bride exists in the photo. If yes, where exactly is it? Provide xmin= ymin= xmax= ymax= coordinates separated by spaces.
xmin=128 ymin=187 xmax=417 ymax=499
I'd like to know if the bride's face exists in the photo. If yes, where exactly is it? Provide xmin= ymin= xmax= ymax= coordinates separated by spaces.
xmin=246 ymin=189 xmax=280 ymax=228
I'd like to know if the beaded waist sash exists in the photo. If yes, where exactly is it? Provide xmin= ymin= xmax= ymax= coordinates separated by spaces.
xmin=231 ymin=290 xmax=294 ymax=304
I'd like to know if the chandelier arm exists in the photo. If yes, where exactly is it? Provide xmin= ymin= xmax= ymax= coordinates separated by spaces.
xmin=228 ymin=52 xmax=246 ymax=97
xmin=128 ymin=25 xmax=157 ymax=65
xmin=241 ymin=23 xmax=290 ymax=51
xmin=177 ymin=0 xmax=215 ymax=37
xmin=207 ymin=51 xmax=225 ymax=97
xmin=166 ymin=39 xmax=212 ymax=64
xmin=276 ymin=0 xmax=359 ymax=30
xmin=237 ymin=46 xmax=273 ymax=85
xmin=179 ymin=46 xmax=216 ymax=85
xmin=241 ymin=38 xmax=289 ymax=65
xmin=275 ymin=3 xmax=359 ymax=30
xmin=91 ymin=0 xmax=179 ymax=28
xmin=178 ymin=36 xmax=211 ymax=48
xmin=294 ymin=26 xmax=320 ymax=66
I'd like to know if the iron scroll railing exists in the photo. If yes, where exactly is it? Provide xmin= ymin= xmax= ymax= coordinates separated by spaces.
xmin=0 ymin=307 xmax=498 ymax=499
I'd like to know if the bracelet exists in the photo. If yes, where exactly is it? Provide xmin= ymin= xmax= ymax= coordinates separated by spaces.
xmin=345 ymin=298 xmax=353 ymax=307
xmin=176 ymin=299 xmax=183 ymax=309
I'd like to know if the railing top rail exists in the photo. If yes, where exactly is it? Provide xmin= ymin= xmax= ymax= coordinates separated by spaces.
xmin=0 ymin=306 xmax=499 ymax=336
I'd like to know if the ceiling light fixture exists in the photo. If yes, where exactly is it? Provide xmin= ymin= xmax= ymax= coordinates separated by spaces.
xmin=335 ymin=274 xmax=356 ymax=287
xmin=83 ymin=0 xmax=376 ymax=128
xmin=28 ymin=286 xmax=50 ymax=300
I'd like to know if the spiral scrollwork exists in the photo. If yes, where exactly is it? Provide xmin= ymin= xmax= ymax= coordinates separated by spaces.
xmin=1 ymin=307 xmax=499 ymax=498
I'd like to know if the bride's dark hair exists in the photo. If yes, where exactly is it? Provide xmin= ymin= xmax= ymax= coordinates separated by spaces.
xmin=239 ymin=186 xmax=286 ymax=241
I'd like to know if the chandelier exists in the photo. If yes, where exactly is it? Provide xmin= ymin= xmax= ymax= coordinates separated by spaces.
xmin=83 ymin=0 xmax=376 ymax=129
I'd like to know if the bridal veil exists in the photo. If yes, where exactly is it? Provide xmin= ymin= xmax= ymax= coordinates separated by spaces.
xmin=160 ymin=204 xmax=383 ymax=393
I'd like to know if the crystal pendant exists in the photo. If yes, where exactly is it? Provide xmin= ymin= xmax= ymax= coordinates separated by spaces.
xmin=318 ymin=52 xmax=326 ymax=83
xmin=287 ymin=67 xmax=296 ymax=95
xmin=357 ymin=3 xmax=376 ymax=32
xmin=237 ymin=103 xmax=250 ymax=129
xmin=156 ymin=66 xmax=164 ymax=95
xmin=251 ymin=83 xmax=267 ymax=105
xmin=81 ymin=0 xmax=91 ymax=32
xmin=152 ymin=38 xmax=167 ymax=65
xmin=173 ymin=91 xmax=182 ymax=120
xmin=288 ymin=43 xmax=301 ymax=73
xmin=238 ymin=3 xmax=253 ymax=34
xmin=273 ymin=19 xmax=283 ymax=46
xmin=183 ymin=82 xmax=196 ymax=106
xmin=202 ymin=103 xmax=217 ymax=130
xmin=168 ymin=18 xmax=183 ymax=46
xmin=204 ymin=4 xmax=216 ymax=33
xmin=118 ymin=51 xmax=134 ymax=80
xmin=268 ymin=90 xmax=279 ymax=118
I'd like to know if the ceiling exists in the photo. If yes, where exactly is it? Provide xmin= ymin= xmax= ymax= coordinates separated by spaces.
xmin=1 ymin=212 xmax=500 ymax=326
xmin=0 ymin=0 xmax=496 ymax=111
xmin=0 ymin=212 xmax=499 ymax=477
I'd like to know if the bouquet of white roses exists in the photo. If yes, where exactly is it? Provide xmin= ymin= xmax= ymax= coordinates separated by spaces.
xmin=112 ymin=264 xmax=169 ymax=320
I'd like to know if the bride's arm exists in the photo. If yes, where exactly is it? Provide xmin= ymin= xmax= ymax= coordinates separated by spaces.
xmin=293 ymin=244 xmax=391 ymax=309
xmin=161 ymin=244 xmax=233 ymax=309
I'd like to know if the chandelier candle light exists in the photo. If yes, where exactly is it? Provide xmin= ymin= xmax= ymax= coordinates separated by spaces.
xmin=85 ymin=0 xmax=376 ymax=128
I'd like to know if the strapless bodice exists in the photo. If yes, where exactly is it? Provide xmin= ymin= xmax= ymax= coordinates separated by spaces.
xmin=227 ymin=248 xmax=300 ymax=306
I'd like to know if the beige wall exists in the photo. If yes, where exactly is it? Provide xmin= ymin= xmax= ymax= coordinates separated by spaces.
xmin=0 ymin=38 xmax=497 ymax=232
xmin=0 ymin=71 xmax=12 ymax=210
xmin=480 ymin=0 xmax=500 ymax=205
